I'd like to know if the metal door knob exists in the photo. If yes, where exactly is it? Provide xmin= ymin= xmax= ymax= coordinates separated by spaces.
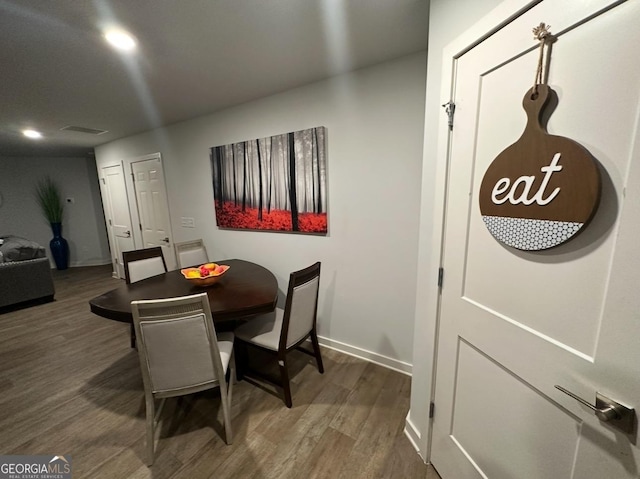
xmin=555 ymin=385 xmax=635 ymax=433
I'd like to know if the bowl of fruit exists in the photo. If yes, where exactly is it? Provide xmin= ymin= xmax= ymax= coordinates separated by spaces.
xmin=180 ymin=263 xmax=230 ymax=286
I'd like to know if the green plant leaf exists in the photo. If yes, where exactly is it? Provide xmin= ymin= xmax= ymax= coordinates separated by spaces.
xmin=34 ymin=176 xmax=64 ymax=223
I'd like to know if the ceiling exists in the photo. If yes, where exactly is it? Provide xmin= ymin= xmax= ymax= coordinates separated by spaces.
xmin=0 ymin=0 xmax=429 ymax=158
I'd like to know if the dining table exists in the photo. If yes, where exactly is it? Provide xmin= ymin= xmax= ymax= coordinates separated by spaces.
xmin=89 ymin=259 xmax=278 ymax=324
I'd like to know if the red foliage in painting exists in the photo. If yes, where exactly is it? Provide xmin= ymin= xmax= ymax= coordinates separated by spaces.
xmin=215 ymin=201 xmax=327 ymax=233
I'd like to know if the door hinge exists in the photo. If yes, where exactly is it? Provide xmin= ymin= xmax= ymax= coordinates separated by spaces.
xmin=442 ymin=101 xmax=455 ymax=131
xmin=139 ymin=223 xmax=142 ymax=231
xmin=101 ymin=177 xmax=106 ymax=184
xmin=108 ymin=218 xmax=112 ymax=226
xmin=429 ymin=401 xmax=435 ymax=418
xmin=438 ymin=267 xmax=444 ymax=288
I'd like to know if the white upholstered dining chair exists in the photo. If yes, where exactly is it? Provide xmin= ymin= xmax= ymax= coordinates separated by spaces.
xmin=234 ymin=261 xmax=323 ymax=408
xmin=174 ymin=239 xmax=209 ymax=268
xmin=122 ymin=247 xmax=168 ymax=348
xmin=123 ymin=247 xmax=167 ymax=284
xmin=131 ymin=292 xmax=235 ymax=465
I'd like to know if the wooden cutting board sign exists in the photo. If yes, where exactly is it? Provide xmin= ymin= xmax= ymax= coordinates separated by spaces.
xmin=479 ymin=85 xmax=601 ymax=250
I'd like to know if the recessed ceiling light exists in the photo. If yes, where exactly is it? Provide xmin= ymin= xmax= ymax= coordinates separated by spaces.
xmin=23 ymin=129 xmax=42 ymax=139
xmin=105 ymin=30 xmax=137 ymax=51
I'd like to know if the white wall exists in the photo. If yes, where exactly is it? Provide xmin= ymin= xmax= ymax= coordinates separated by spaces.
xmin=406 ymin=0 xmax=506 ymax=460
xmin=95 ymin=53 xmax=427 ymax=369
xmin=0 ymin=156 xmax=111 ymax=267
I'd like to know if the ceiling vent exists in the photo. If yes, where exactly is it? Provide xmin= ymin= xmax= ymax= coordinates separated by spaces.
xmin=60 ymin=125 xmax=108 ymax=135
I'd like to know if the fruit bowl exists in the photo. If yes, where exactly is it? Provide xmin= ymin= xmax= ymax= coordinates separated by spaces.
xmin=180 ymin=263 xmax=230 ymax=286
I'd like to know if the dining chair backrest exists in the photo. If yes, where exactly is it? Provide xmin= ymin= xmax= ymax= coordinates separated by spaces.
xmin=174 ymin=239 xmax=209 ymax=268
xmin=123 ymin=247 xmax=167 ymax=284
xmin=281 ymin=262 xmax=321 ymax=350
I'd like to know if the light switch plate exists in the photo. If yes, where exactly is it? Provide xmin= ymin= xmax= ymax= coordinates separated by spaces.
xmin=181 ymin=217 xmax=195 ymax=228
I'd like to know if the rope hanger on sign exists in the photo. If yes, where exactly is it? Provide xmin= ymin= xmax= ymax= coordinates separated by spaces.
xmin=531 ymin=22 xmax=552 ymax=96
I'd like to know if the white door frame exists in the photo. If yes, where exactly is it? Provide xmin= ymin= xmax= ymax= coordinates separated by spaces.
xmin=409 ymin=0 xmax=545 ymax=461
xmin=124 ymin=153 xmax=155 ymax=250
xmin=128 ymin=153 xmax=176 ymax=270
xmin=99 ymin=162 xmax=135 ymax=279
xmin=124 ymin=152 xmax=176 ymax=267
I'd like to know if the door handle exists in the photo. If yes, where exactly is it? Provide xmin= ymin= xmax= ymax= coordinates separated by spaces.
xmin=555 ymin=385 xmax=635 ymax=433
xmin=161 ymin=237 xmax=170 ymax=243
xmin=124 ymin=230 xmax=131 ymax=238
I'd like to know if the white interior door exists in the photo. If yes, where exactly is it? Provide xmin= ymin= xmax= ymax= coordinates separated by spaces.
xmin=130 ymin=157 xmax=175 ymax=270
xmin=431 ymin=1 xmax=640 ymax=478
xmin=100 ymin=164 xmax=134 ymax=278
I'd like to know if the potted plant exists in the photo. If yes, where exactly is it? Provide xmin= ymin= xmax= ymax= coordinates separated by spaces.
xmin=35 ymin=176 xmax=68 ymax=270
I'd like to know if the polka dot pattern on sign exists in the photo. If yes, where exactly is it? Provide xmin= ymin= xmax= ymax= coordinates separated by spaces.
xmin=482 ymin=215 xmax=583 ymax=251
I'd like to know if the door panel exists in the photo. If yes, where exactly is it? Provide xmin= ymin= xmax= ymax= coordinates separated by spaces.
xmin=131 ymin=157 xmax=175 ymax=270
xmin=101 ymin=164 xmax=134 ymax=278
xmin=466 ymin=49 xmax=622 ymax=357
xmin=451 ymin=339 xmax=580 ymax=479
xmin=431 ymin=1 xmax=640 ymax=477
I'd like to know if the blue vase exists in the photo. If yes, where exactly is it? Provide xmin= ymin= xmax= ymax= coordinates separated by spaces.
xmin=50 ymin=222 xmax=69 ymax=270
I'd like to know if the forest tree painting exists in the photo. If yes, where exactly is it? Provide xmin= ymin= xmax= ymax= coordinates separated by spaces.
xmin=210 ymin=126 xmax=327 ymax=234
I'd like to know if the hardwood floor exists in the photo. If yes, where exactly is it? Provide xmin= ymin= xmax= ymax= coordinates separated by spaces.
xmin=0 ymin=265 xmax=439 ymax=479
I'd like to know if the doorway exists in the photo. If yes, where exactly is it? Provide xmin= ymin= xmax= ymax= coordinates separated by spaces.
xmin=129 ymin=155 xmax=176 ymax=271
xmin=99 ymin=163 xmax=134 ymax=278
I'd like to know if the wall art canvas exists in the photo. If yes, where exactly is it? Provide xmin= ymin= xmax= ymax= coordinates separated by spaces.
xmin=210 ymin=126 xmax=327 ymax=234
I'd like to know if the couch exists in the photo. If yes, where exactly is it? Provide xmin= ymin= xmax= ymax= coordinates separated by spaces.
xmin=0 ymin=236 xmax=55 ymax=310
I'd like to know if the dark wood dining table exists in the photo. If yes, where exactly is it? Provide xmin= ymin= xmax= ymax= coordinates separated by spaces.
xmin=89 ymin=259 xmax=278 ymax=324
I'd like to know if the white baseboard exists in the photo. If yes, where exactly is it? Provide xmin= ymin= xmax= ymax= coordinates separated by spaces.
xmin=404 ymin=414 xmax=425 ymax=461
xmin=316 ymin=335 xmax=412 ymax=376
xmin=68 ymin=259 xmax=113 ymax=268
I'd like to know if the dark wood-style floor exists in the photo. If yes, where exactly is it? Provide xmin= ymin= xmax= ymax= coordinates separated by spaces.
xmin=0 ymin=265 xmax=439 ymax=479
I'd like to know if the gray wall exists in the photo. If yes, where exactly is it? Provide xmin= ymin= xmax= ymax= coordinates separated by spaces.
xmin=95 ymin=53 xmax=427 ymax=370
xmin=0 ymin=156 xmax=111 ymax=267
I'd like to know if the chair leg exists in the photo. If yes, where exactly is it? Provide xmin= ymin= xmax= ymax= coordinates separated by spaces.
xmin=219 ymin=385 xmax=233 ymax=445
xmin=310 ymin=329 xmax=324 ymax=374
xmin=229 ymin=350 xmax=237 ymax=387
xmin=279 ymin=357 xmax=292 ymax=408
xmin=220 ymin=352 xmax=235 ymax=444
xmin=130 ymin=323 xmax=137 ymax=349
xmin=145 ymin=395 xmax=155 ymax=466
